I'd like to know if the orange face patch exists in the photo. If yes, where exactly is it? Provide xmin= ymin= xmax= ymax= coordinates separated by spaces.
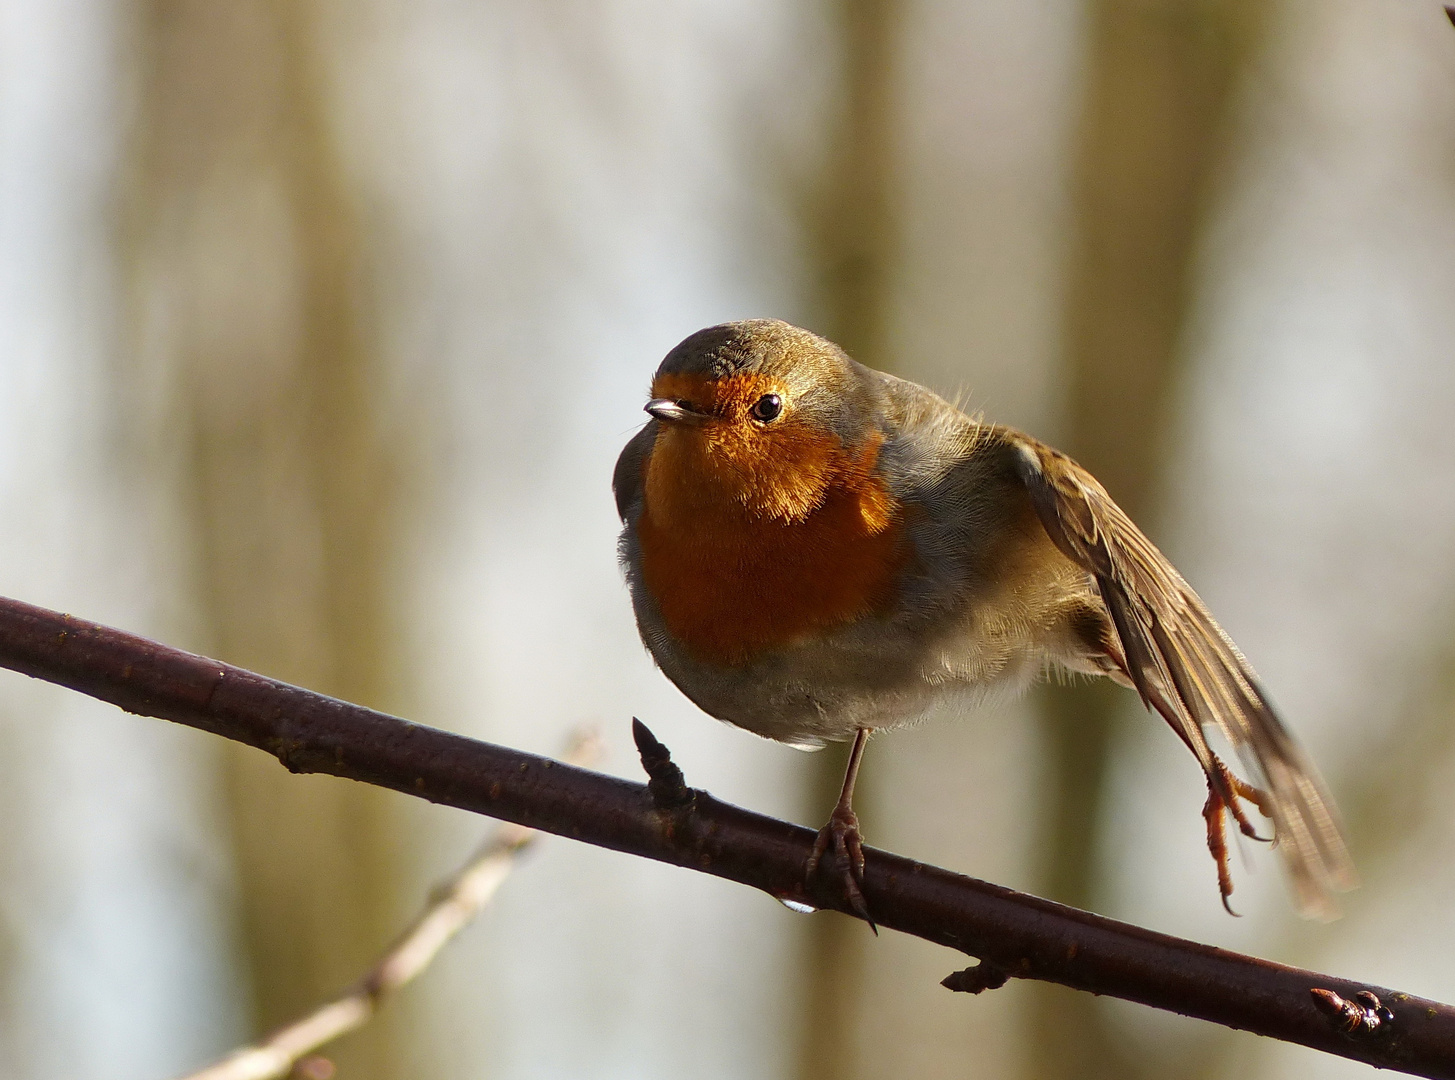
xmin=647 ymin=371 xmax=849 ymax=523
xmin=637 ymin=373 xmax=905 ymax=666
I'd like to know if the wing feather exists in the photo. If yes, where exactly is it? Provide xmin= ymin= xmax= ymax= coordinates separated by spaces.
xmin=614 ymin=424 xmax=655 ymax=522
xmin=1009 ymin=432 xmax=1356 ymax=919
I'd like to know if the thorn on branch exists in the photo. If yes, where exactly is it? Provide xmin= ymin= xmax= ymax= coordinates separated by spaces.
xmin=1310 ymin=988 xmax=1395 ymax=1038
xmin=1446 ymin=6 xmax=1455 ymax=29
xmin=941 ymin=960 xmax=1010 ymax=995
xmin=632 ymin=718 xmax=694 ymax=810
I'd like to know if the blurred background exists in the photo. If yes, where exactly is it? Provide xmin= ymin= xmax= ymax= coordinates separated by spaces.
xmin=1 ymin=0 xmax=1454 ymax=1076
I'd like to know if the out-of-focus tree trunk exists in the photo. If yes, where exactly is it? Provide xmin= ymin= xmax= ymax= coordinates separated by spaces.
xmin=797 ymin=2 xmax=902 ymax=1078
xmin=1028 ymin=3 xmax=1266 ymax=1078
xmin=810 ymin=0 xmax=901 ymax=362
xmin=122 ymin=1 xmax=409 ymax=1075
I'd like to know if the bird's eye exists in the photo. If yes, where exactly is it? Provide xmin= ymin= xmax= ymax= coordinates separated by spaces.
xmin=750 ymin=394 xmax=783 ymax=423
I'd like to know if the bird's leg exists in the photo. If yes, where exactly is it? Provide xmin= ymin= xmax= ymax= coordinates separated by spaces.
xmin=807 ymin=727 xmax=874 ymax=929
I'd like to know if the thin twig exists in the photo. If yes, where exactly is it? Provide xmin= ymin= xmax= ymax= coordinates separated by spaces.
xmin=1 ymin=595 xmax=1454 ymax=1076
xmin=175 ymin=731 xmax=604 ymax=1080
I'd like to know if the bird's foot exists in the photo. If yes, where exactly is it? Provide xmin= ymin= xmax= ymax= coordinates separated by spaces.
xmin=1203 ymin=762 xmax=1275 ymax=916
xmin=1212 ymin=756 xmax=1273 ymax=842
xmin=807 ymin=802 xmax=875 ymax=932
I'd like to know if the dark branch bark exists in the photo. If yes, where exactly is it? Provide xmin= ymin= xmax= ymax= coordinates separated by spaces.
xmin=0 ymin=593 xmax=1452 ymax=1077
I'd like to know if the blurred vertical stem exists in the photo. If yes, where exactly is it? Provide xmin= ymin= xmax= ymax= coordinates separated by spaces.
xmin=1027 ymin=3 xmax=1265 ymax=1079
xmin=123 ymin=1 xmax=408 ymax=1076
xmin=798 ymin=2 xmax=902 ymax=1079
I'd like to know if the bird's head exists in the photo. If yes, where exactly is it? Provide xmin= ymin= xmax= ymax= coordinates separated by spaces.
xmin=643 ymin=320 xmax=883 ymax=523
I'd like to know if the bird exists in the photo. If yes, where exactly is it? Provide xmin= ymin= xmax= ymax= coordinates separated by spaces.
xmin=614 ymin=318 xmax=1356 ymax=922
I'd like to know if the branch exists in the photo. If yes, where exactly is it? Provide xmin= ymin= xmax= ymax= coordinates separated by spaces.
xmin=173 ymin=732 xmax=603 ymax=1080
xmin=1 ymin=595 xmax=1453 ymax=1077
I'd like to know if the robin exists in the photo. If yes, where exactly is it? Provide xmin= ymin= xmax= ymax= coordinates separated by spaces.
xmin=614 ymin=319 xmax=1355 ymax=922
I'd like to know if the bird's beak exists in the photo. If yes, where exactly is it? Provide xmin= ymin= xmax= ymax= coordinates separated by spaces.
xmin=645 ymin=398 xmax=710 ymax=426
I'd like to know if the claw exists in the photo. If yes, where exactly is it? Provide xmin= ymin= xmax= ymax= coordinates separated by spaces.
xmin=807 ymin=802 xmax=876 ymax=932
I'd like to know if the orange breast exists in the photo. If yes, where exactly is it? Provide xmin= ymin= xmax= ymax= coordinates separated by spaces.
xmin=635 ymin=426 xmax=907 ymax=666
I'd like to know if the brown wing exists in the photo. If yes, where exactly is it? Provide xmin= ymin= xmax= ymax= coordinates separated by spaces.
xmin=614 ymin=424 xmax=656 ymax=522
xmin=1009 ymin=430 xmax=1356 ymax=919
